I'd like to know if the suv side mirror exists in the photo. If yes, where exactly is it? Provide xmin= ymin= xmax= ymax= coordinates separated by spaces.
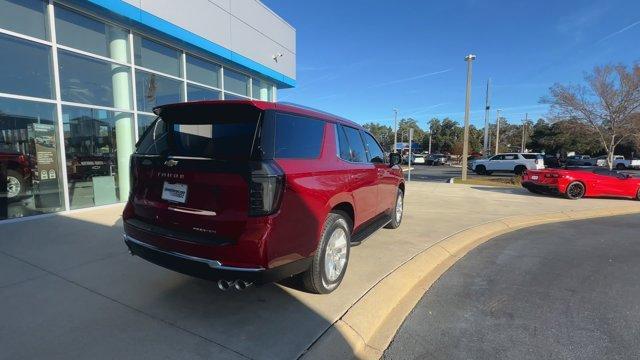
xmin=389 ymin=153 xmax=402 ymax=167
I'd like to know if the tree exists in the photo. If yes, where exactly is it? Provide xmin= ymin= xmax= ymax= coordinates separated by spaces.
xmin=397 ymin=118 xmax=425 ymax=149
xmin=543 ymin=63 xmax=640 ymax=170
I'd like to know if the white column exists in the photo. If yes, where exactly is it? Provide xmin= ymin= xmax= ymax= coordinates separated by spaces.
xmin=109 ymin=27 xmax=134 ymax=199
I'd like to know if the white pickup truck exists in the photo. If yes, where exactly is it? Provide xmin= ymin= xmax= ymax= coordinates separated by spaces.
xmin=470 ymin=153 xmax=545 ymax=175
xmin=596 ymin=155 xmax=640 ymax=170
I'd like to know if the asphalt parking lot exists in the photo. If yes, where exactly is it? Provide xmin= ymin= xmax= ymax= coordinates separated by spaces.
xmin=385 ymin=214 xmax=640 ymax=360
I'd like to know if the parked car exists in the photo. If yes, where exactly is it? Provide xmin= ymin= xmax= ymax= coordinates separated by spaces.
xmin=427 ymin=153 xmax=448 ymax=166
xmin=522 ymin=168 xmax=640 ymax=200
xmin=595 ymin=155 xmax=640 ymax=170
xmin=471 ymin=153 xmax=545 ymax=175
xmin=565 ymin=155 xmax=595 ymax=167
xmin=405 ymin=153 xmax=425 ymax=165
xmin=123 ymin=100 xmax=406 ymax=294
xmin=0 ymin=151 xmax=33 ymax=201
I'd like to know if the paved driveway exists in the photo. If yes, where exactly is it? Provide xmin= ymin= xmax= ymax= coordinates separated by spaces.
xmin=1 ymin=183 xmax=639 ymax=359
xmin=385 ymin=214 xmax=640 ymax=360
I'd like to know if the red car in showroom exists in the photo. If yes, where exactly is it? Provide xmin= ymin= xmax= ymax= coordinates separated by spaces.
xmin=123 ymin=101 xmax=405 ymax=294
xmin=522 ymin=168 xmax=640 ymax=200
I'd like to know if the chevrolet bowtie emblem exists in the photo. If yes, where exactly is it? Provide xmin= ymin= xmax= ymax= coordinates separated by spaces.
xmin=164 ymin=159 xmax=179 ymax=167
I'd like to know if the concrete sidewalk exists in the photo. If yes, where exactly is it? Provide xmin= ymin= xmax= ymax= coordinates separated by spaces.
xmin=1 ymin=183 xmax=639 ymax=360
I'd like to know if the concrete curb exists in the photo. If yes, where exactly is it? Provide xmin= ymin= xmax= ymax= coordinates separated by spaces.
xmin=301 ymin=206 xmax=640 ymax=360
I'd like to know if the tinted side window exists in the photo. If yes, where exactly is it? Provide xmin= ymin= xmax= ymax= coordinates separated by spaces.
xmin=336 ymin=125 xmax=351 ymax=160
xmin=504 ymin=154 xmax=517 ymax=160
xmin=490 ymin=155 xmax=503 ymax=160
xmin=274 ymin=113 xmax=325 ymax=159
xmin=522 ymin=154 xmax=542 ymax=160
xmin=362 ymin=132 xmax=384 ymax=163
xmin=341 ymin=125 xmax=367 ymax=163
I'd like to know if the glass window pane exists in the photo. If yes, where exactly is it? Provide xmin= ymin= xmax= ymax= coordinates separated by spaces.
xmin=55 ymin=6 xmax=130 ymax=62
xmin=187 ymin=84 xmax=220 ymax=102
xmin=252 ymin=78 xmax=273 ymax=101
xmin=0 ymin=0 xmax=48 ymax=40
xmin=63 ymin=106 xmax=133 ymax=209
xmin=363 ymin=132 xmax=384 ymax=163
xmin=336 ymin=125 xmax=351 ymax=161
xmin=274 ymin=114 xmax=324 ymax=159
xmin=223 ymin=69 xmax=249 ymax=96
xmin=135 ymin=70 xmax=183 ymax=113
xmin=58 ymin=50 xmax=132 ymax=109
xmin=342 ymin=126 xmax=367 ymax=163
xmin=0 ymin=34 xmax=53 ymax=99
xmin=133 ymin=34 xmax=181 ymax=77
xmin=0 ymin=97 xmax=63 ymax=220
xmin=224 ymin=93 xmax=248 ymax=101
xmin=136 ymin=113 xmax=157 ymax=141
xmin=186 ymin=55 xmax=220 ymax=88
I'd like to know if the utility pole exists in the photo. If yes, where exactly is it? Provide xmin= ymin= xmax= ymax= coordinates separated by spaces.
xmin=521 ymin=112 xmax=528 ymax=153
xmin=408 ymin=128 xmax=413 ymax=181
xmin=427 ymin=119 xmax=433 ymax=154
xmin=482 ymin=78 xmax=491 ymax=155
xmin=393 ymin=109 xmax=398 ymax=154
xmin=495 ymin=109 xmax=502 ymax=155
xmin=461 ymin=54 xmax=476 ymax=181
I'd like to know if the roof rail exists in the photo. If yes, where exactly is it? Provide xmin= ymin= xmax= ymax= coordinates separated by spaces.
xmin=277 ymin=101 xmax=355 ymax=124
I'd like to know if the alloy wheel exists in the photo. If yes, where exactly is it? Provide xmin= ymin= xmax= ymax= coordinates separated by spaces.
xmin=324 ymin=227 xmax=348 ymax=283
xmin=6 ymin=176 xmax=21 ymax=199
xmin=395 ymin=193 xmax=403 ymax=223
xmin=567 ymin=183 xmax=585 ymax=199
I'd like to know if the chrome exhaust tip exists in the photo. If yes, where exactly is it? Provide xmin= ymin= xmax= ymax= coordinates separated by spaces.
xmin=217 ymin=280 xmax=231 ymax=291
xmin=233 ymin=280 xmax=253 ymax=291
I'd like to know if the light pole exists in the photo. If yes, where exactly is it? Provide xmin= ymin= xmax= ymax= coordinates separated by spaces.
xmin=393 ymin=109 xmax=398 ymax=154
xmin=461 ymin=54 xmax=476 ymax=181
xmin=521 ymin=112 xmax=528 ymax=153
xmin=495 ymin=109 xmax=502 ymax=155
xmin=483 ymin=78 xmax=491 ymax=155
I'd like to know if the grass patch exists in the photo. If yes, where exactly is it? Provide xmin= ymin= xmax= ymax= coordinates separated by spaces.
xmin=453 ymin=175 xmax=522 ymax=187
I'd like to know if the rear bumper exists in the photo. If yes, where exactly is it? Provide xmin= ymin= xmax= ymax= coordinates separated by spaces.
xmin=521 ymin=181 xmax=560 ymax=195
xmin=124 ymin=235 xmax=311 ymax=284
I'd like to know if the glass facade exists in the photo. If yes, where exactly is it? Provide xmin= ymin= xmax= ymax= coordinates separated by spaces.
xmin=0 ymin=0 xmax=277 ymax=221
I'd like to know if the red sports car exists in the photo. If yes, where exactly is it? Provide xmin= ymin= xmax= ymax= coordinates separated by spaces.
xmin=522 ymin=168 xmax=640 ymax=200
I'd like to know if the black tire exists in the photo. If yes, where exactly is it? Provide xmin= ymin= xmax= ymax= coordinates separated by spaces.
xmin=514 ymin=165 xmax=526 ymax=175
xmin=385 ymin=188 xmax=404 ymax=229
xmin=6 ymin=169 xmax=26 ymax=201
xmin=475 ymin=165 xmax=486 ymax=175
xmin=636 ymin=188 xmax=640 ymax=201
xmin=525 ymin=187 xmax=542 ymax=194
xmin=565 ymin=181 xmax=585 ymax=200
xmin=616 ymin=163 xmax=626 ymax=170
xmin=302 ymin=212 xmax=351 ymax=294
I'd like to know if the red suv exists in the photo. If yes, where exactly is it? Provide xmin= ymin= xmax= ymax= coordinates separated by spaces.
xmin=123 ymin=101 xmax=405 ymax=294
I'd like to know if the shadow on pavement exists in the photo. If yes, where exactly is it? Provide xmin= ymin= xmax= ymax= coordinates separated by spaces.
xmin=0 ymin=210 xmax=350 ymax=360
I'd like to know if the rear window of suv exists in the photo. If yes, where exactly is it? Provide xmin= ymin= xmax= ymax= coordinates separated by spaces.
xmin=135 ymin=104 xmax=262 ymax=160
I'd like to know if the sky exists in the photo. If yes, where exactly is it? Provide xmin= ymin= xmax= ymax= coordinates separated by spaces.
xmin=261 ymin=0 xmax=640 ymax=130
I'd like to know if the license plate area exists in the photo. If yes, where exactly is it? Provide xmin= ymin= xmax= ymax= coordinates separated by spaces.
xmin=161 ymin=181 xmax=188 ymax=203
xmin=531 ymin=175 xmax=539 ymax=181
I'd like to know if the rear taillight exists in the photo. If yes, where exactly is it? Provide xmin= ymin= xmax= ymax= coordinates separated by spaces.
xmin=544 ymin=173 xmax=559 ymax=178
xmin=249 ymin=161 xmax=284 ymax=217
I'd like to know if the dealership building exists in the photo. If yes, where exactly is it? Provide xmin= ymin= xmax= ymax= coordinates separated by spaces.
xmin=0 ymin=0 xmax=296 ymax=221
